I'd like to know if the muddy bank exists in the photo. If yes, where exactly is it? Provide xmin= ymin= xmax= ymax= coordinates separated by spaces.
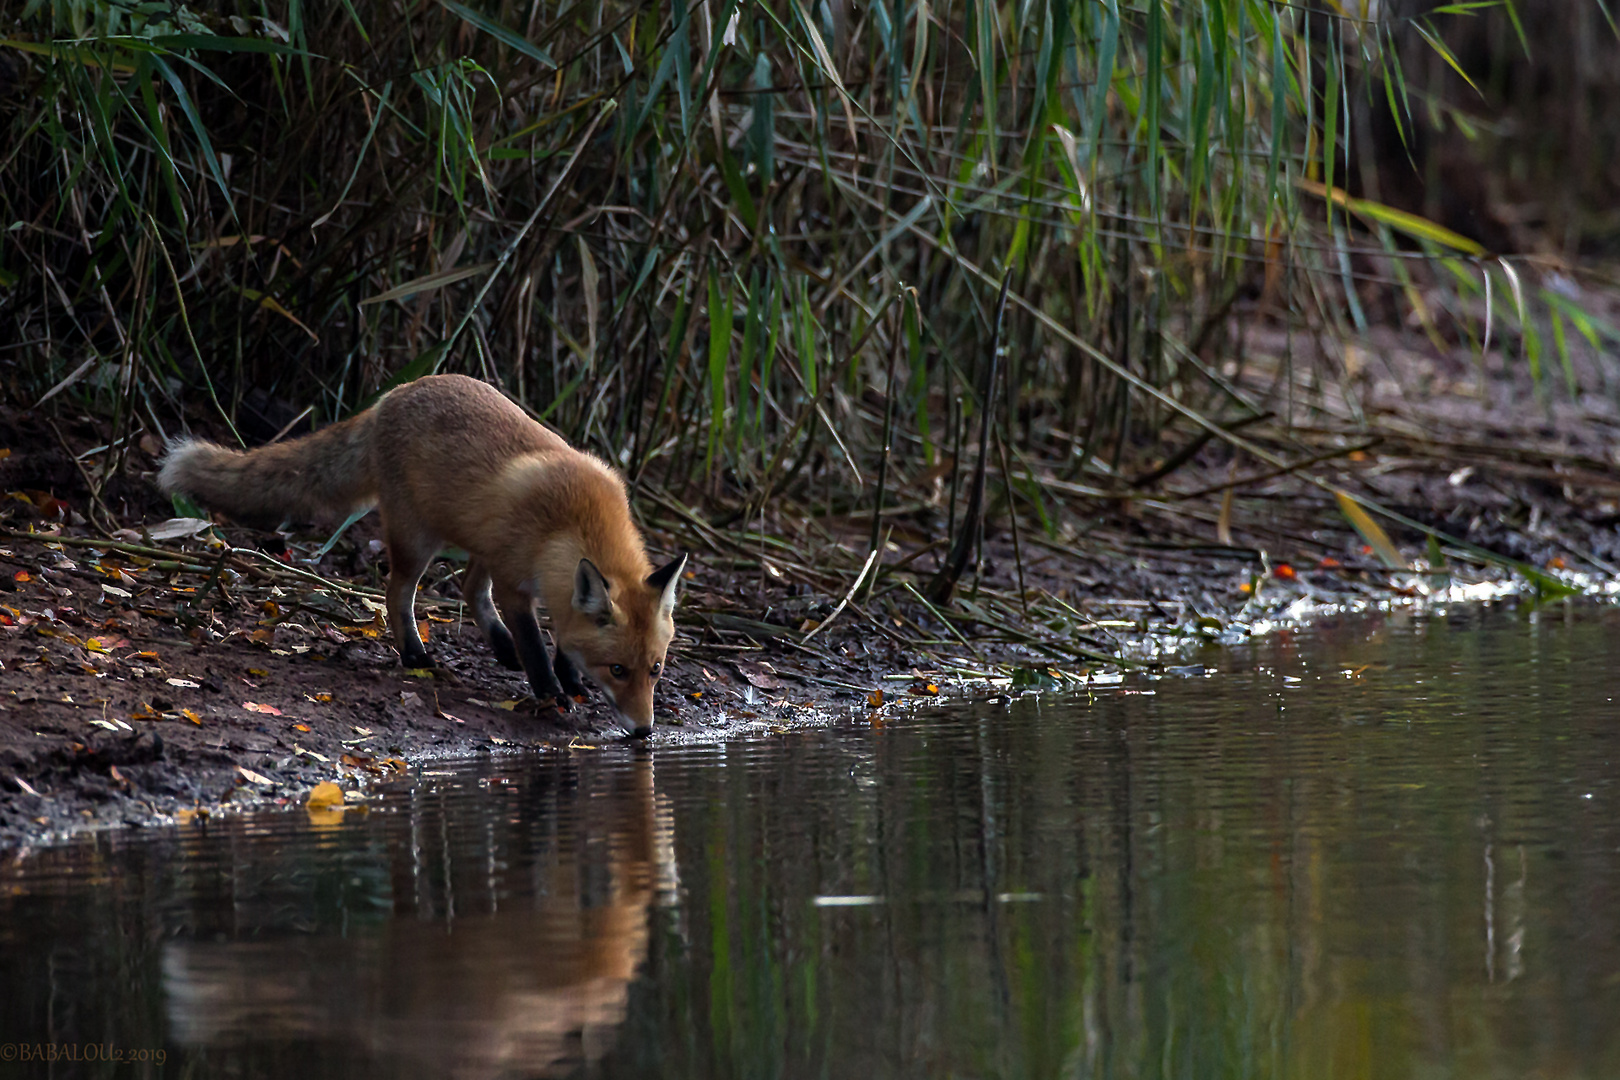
xmin=4 ymin=375 xmax=1619 ymax=849
xmin=0 ymin=522 xmax=1520 ymax=850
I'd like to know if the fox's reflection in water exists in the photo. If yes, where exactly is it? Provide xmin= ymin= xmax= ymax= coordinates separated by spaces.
xmin=162 ymin=759 xmax=675 ymax=1079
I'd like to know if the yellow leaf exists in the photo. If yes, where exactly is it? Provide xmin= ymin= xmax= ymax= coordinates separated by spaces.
xmin=493 ymin=700 xmax=518 ymax=711
xmin=1296 ymin=179 xmax=1486 ymax=256
xmin=1333 ymin=489 xmax=1408 ymax=570
xmin=305 ymin=781 xmax=344 ymax=809
xmin=248 ymin=667 xmax=270 ymax=677
xmin=182 ymin=708 xmax=203 ymax=725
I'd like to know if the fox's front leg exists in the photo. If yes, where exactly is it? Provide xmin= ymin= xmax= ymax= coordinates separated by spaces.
xmin=492 ymin=585 xmax=570 ymax=710
xmin=553 ymin=649 xmax=590 ymax=700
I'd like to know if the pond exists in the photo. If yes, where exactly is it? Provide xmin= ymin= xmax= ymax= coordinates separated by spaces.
xmin=2 ymin=603 xmax=1618 ymax=1078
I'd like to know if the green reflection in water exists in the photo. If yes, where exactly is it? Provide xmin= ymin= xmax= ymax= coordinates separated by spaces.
xmin=0 ymin=604 xmax=1617 ymax=1079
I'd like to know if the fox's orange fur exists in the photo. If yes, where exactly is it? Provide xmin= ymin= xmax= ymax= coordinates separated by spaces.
xmin=159 ymin=374 xmax=685 ymax=736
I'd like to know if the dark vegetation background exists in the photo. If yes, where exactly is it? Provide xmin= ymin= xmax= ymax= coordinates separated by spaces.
xmin=1 ymin=0 xmax=1617 ymax=599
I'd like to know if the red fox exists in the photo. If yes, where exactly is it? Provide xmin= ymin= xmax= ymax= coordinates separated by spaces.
xmin=158 ymin=374 xmax=686 ymax=737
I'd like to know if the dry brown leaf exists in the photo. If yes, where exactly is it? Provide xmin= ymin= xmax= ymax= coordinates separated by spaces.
xmin=305 ymin=781 xmax=344 ymax=810
xmin=242 ymin=701 xmax=282 ymax=715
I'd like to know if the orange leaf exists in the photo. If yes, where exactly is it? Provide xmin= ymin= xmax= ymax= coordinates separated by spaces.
xmin=182 ymin=709 xmax=203 ymax=725
xmin=293 ymin=723 xmax=310 ymax=732
xmin=242 ymin=701 xmax=282 ymax=715
xmin=13 ymin=570 xmax=30 ymax=583
xmin=1272 ymin=564 xmax=1297 ymax=580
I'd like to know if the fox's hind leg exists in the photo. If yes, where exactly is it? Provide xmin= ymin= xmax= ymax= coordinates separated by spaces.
xmin=491 ymin=582 xmax=570 ymax=710
xmin=463 ymin=559 xmax=521 ymax=670
xmin=383 ymin=525 xmax=437 ymax=668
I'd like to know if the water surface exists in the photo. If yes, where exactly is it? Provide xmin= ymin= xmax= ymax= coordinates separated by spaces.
xmin=3 ymin=603 xmax=1619 ymax=1078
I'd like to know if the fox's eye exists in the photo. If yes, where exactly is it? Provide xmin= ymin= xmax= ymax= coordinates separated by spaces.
xmin=610 ymin=664 xmax=627 ymax=679
xmin=650 ymin=662 xmax=662 ymax=677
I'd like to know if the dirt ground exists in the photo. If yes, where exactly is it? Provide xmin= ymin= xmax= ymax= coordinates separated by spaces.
xmin=5 ymin=330 xmax=1620 ymax=849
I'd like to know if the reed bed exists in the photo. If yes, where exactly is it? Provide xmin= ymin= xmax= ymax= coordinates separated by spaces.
xmin=2 ymin=0 xmax=1617 ymax=658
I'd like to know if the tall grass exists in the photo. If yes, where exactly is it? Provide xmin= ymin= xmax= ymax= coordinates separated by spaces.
xmin=1 ymin=0 xmax=1613 ymax=588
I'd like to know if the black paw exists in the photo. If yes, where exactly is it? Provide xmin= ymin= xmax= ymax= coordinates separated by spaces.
xmin=399 ymin=645 xmax=434 ymax=668
xmin=542 ymin=688 xmax=573 ymax=712
xmin=487 ymin=627 xmax=522 ymax=671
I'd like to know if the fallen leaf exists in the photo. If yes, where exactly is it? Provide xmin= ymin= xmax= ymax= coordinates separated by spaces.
xmin=417 ymin=619 xmax=430 ymax=642
xmin=350 ymin=725 xmax=372 ymax=736
xmin=306 ymin=781 xmax=344 ymax=809
xmin=314 ymin=692 xmax=333 ymax=703
xmin=90 ymin=719 xmax=119 ymax=731
xmin=382 ymin=757 xmax=408 ymax=773
xmin=242 ymin=701 xmax=282 ymax=715
xmin=175 ymin=807 xmax=209 ymax=825
xmin=294 ymin=745 xmax=329 ymax=762
xmin=237 ymin=766 xmax=273 ymax=786
xmin=867 ymin=689 xmax=884 ymax=709
xmin=181 ymin=709 xmax=203 ymax=725
xmin=248 ymin=667 xmax=269 ymax=677
xmin=403 ymin=668 xmax=434 ymax=678
xmin=147 ymin=517 xmax=215 ymax=541
xmin=1273 ymin=564 xmax=1297 ymax=580
xmin=293 ymin=723 xmax=310 ymax=732
xmin=130 ymin=702 xmax=158 ymax=721
xmin=13 ymin=570 xmax=30 ymax=583
xmin=167 ymin=677 xmax=201 ymax=689
xmin=493 ymin=700 xmax=518 ymax=711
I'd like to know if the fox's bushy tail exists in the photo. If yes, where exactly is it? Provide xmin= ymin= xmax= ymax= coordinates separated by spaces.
xmin=158 ymin=409 xmax=378 ymax=526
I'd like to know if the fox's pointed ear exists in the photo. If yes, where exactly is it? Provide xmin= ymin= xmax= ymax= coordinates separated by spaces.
xmin=646 ymin=553 xmax=688 ymax=618
xmin=573 ymin=559 xmax=614 ymax=626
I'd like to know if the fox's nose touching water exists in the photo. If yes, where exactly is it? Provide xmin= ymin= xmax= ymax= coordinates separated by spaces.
xmin=159 ymin=373 xmax=685 ymax=737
